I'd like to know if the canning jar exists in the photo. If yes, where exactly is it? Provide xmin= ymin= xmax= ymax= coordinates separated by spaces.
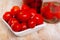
xmin=41 ymin=2 xmax=60 ymax=23
xmin=23 ymin=0 xmax=42 ymax=13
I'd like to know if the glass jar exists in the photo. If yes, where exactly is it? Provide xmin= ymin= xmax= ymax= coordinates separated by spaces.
xmin=41 ymin=2 xmax=60 ymax=23
xmin=23 ymin=0 xmax=42 ymax=13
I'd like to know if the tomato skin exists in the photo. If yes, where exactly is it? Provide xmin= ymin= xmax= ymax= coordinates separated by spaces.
xmin=11 ymin=6 xmax=20 ymax=17
xmin=41 ymin=4 xmax=54 ymax=20
xmin=55 ymin=12 xmax=60 ymax=19
xmin=21 ymin=22 xmax=27 ymax=30
xmin=3 ymin=12 xmax=12 ymax=22
xmin=41 ymin=5 xmax=50 ymax=14
xmin=17 ymin=11 xmax=31 ymax=22
xmin=29 ymin=9 xmax=37 ymax=18
xmin=54 ymin=6 xmax=60 ymax=19
xmin=8 ymin=18 xmax=19 ymax=26
xmin=28 ymin=18 xmax=36 ymax=28
xmin=11 ymin=23 xmax=22 ymax=32
xmin=21 ymin=4 xmax=30 ymax=11
xmin=33 ymin=14 xmax=43 ymax=25
xmin=45 ymin=11 xmax=54 ymax=20
xmin=29 ymin=9 xmax=36 ymax=13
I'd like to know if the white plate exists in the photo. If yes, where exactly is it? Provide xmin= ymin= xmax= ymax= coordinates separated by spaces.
xmin=2 ymin=18 xmax=46 ymax=36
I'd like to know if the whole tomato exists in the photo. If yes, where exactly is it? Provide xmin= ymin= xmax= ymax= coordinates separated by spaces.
xmin=3 ymin=12 xmax=12 ymax=22
xmin=41 ymin=4 xmax=54 ymax=20
xmin=29 ymin=8 xmax=37 ymax=18
xmin=33 ymin=14 xmax=43 ymax=25
xmin=21 ymin=4 xmax=30 ymax=11
xmin=17 ymin=11 xmax=31 ymax=22
xmin=11 ymin=23 xmax=22 ymax=32
xmin=28 ymin=18 xmax=36 ymax=28
xmin=41 ymin=5 xmax=50 ymax=14
xmin=11 ymin=6 xmax=20 ymax=17
xmin=21 ymin=22 xmax=27 ymax=30
xmin=45 ymin=11 xmax=54 ymax=20
xmin=8 ymin=18 xmax=19 ymax=26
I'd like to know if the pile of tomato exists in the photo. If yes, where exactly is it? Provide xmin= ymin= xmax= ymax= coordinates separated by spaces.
xmin=3 ymin=2 xmax=60 ymax=32
xmin=3 ymin=4 xmax=43 ymax=32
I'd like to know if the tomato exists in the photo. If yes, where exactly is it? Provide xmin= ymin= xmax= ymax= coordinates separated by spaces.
xmin=28 ymin=18 xmax=36 ymax=28
xmin=30 ymin=8 xmax=36 ymax=13
xmin=3 ymin=12 xmax=12 ymax=22
xmin=54 ymin=6 xmax=60 ymax=12
xmin=17 ymin=11 xmax=31 ymax=22
xmin=33 ymin=14 xmax=43 ymax=25
xmin=41 ymin=4 xmax=54 ymax=20
xmin=41 ymin=5 xmax=50 ymax=14
xmin=54 ymin=6 xmax=60 ymax=19
xmin=55 ymin=12 xmax=60 ymax=19
xmin=21 ymin=22 xmax=27 ymax=30
xmin=11 ymin=6 xmax=20 ymax=17
xmin=11 ymin=23 xmax=22 ymax=32
xmin=45 ymin=11 xmax=54 ymax=20
xmin=29 ymin=8 xmax=37 ymax=19
xmin=29 ymin=8 xmax=37 ymax=18
xmin=8 ymin=18 xmax=19 ymax=26
xmin=21 ymin=4 xmax=30 ymax=11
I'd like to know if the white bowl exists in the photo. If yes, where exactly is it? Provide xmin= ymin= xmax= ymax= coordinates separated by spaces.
xmin=2 ymin=18 xmax=46 ymax=36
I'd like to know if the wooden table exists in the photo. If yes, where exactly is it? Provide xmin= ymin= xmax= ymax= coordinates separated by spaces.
xmin=0 ymin=0 xmax=60 ymax=40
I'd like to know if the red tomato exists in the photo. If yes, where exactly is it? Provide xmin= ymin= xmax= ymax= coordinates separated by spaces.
xmin=54 ymin=6 xmax=60 ymax=12
xmin=11 ymin=6 xmax=20 ymax=17
xmin=48 ymin=2 xmax=55 ymax=7
xmin=8 ymin=18 xmax=19 ymax=26
xmin=44 ymin=11 xmax=54 ymax=20
xmin=33 ymin=14 xmax=43 ymax=25
xmin=41 ymin=5 xmax=50 ymax=14
xmin=21 ymin=22 xmax=27 ymax=30
xmin=41 ymin=5 xmax=54 ymax=20
xmin=21 ymin=4 xmax=30 ymax=11
xmin=3 ymin=12 xmax=12 ymax=22
xmin=17 ymin=11 xmax=31 ymax=22
xmin=29 ymin=8 xmax=37 ymax=18
xmin=28 ymin=18 xmax=36 ymax=28
xmin=55 ymin=12 xmax=60 ymax=19
xmin=30 ymin=9 xmax=36 ymax=13
xmin=54 ymin=6 xmax=60 ymax=19
xmin=43 ymin=12 xmax=54 ymax=20
xmin=11 ymin=23 xmax=22 ymax=32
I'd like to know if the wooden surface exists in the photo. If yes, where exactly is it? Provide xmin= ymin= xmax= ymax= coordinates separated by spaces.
xmin=0 ymin=0 xmax=60 ymax=40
